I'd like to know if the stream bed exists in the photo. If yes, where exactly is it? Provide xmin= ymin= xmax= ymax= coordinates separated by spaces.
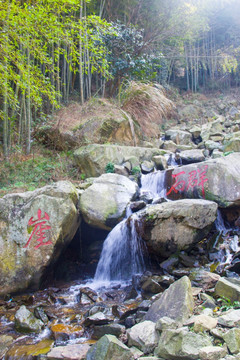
xmin=1 ymin=168 xmax=240 ymax=359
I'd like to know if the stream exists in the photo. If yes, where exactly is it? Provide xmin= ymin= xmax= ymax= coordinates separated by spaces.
xmin=0 ymin=167 xmax=240 ymax=359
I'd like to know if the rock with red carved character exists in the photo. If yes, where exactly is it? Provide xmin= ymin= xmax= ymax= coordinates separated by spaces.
xmin=166 ymin=152 xmax=240 ymax=207
xmin=0 ymin=181 xmax=80 ymax=295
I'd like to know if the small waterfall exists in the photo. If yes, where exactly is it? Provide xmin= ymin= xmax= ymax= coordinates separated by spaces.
xmin=211 ymin=210 xmax=240 ymax=272
xmin=141 ymin=170 xmax=166 ymax=198
xmin=166 ymin=153 xmax=180 ymax=167
xmin=93 ymin=170 xmax=166 ymax=286
xmin=94 ymin=214 xmax=146 ymax=285
xmin=215 ymin=210 xmax=228 ymax=235
xmin=94 ymin=214 xmax=145 ymax=283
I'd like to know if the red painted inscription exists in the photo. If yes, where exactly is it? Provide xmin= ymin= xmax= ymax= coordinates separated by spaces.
xmin=167 ymin=165 xmax=208 ymax=198
xmin=24 ymin=209 xmax=52 ymax=249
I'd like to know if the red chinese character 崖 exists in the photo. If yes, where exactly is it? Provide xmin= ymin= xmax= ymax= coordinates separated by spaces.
xmin=166 ymin=171 xmax=186 ymax=196
xmin=24 ymin=209 xmax=52 ymax=249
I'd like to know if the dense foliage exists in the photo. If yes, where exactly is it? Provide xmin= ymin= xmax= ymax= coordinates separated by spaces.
xmin=0 ymin=0 xmax=240 ymax=158
xmin=0 ymin=0 xmax=111 ymax=157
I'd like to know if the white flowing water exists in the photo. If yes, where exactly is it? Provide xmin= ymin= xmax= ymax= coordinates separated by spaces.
xmin=141 ymin=170 xmax=166 ymax=199
xmin=93 ymin=170 xmax=166 ymax=286
xmin=94 ymin=214 xmax=146 ymax=285
xmin=212 ymin=210 xmax=240 ymax=268
xmin=215 ymin=210 xmax=228 ymax=236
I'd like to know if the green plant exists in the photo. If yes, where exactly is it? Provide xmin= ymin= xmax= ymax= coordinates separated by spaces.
xmin=131 ymin=166 xmax=141 ymax=176
xmin=223 ymin=151 xmax=234 ymax=157
xmin=0 ymin=146 xmax=82 ymax=196
xmin=105 ymin=162 xmax=115 ymax=173
xmin=80 ymin=173 xmax=86 ymax=181
xmin=218 ymin=296 xmax=240 ymax=312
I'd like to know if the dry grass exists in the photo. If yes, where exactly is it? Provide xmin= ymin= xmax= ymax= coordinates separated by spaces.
xmin=52 ymin=98 xmax=120 ymax=132
xmin=121 ymin=82 xmax=176 ymax=137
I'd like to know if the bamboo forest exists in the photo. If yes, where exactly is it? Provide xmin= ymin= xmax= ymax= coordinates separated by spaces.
xmin=0 ymin=0 xmax=240 ymax=157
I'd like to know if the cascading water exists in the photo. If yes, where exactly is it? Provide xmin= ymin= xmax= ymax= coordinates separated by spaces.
xmin=210 ymin=210 xmax=240 ymax=272
xmin=93 ymin=170 xmax=166 ymax=285
xmin=94 ymin=214 xmax=146 ymax=284
xmin=141 ymin=170 xmax=166 ymax=199
xmin=215 ymin=210 xmax=228 ymax=236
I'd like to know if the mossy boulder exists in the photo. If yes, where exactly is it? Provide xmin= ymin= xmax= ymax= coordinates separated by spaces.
xmin=224 ymin=138 xmax=240 ymax=152
xmin=74 ymin=144 xmax=164 ymax=178
xmin=136 ymin=199 xmax=217 ymax=258
xmin=39 ymin=99 xmax=141 ymax=150
xmin=80 ymin=173 xmax=139 ymax=230
xmin=0 ymin=181 xmax=80 ymax=295
xmin=215 ymin=277 xmax=240 ymax=303
xmin=86 ymin=334 xmax=133 ymax=360
xmin=155 ymin=327 xmax=212 ymax=360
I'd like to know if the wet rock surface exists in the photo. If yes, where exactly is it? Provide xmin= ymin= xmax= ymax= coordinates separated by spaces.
xmin=1 ymin=269 xmax=240 ymax=359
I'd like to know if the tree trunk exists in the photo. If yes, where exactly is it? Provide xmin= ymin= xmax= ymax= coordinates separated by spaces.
xmin=79 ymin=0 xmax=84 ymax=104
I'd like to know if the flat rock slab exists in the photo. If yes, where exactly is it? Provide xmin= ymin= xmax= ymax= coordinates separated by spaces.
xmin=218 ymin=309 xmax=240 ymax=328
xmin=199 ymin=345 xmax=227 ymax=360
xmin=46 ymin=344 xmax=90 ymax=359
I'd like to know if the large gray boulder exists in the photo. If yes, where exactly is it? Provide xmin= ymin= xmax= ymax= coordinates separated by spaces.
xmin=0 ymin=181 xmax=80 ymax=295
xmin=73 ymin=144 xmax=164 ymax=178
xmin=166 ymin=153 xmax=240 ymax=207
xmin=222 ymin=328 xmax=240 ymax=354
xmin=215 ymin=277 xmax=240 ymax=303
xmin=86 ymin=334 xmax=133 ymax=360
xmin=155 ymin=327 xmax=212 ymax=360
xmin=224 ymin=138 xmax=240 ymax=152
xmin=136 ymin=199 xmax=217 ymax=257
xmin=127 ymin=321 xmax=159 ymax=354
xmin=80 ymin=173 xmax=139 ymax=230
xmin=165 ymin=129 xmax=192 ymax=145
xmin=179 ymin=149 xmax=205 ymax=164
xmin=145 ymin=276 xmax=194 ymax=324
xmin=40 ymin=99 xmax=140 ymax=151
